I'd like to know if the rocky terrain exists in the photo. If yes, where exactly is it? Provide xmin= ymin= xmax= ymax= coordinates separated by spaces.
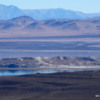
xmin=0 ymin=57 xmax=100 ymax=69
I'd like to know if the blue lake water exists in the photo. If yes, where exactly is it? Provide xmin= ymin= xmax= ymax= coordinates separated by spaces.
xmin=0 ymin=69 xmax=99 ymax=76
xmin=0 ymin=70 xmax=59 ymax=76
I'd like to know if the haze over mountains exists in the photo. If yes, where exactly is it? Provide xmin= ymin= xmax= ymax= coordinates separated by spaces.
xmin=0 ymin=4 xmax=100 ymax=20
xmin=0 ymin=4 xmax=100 ymax=38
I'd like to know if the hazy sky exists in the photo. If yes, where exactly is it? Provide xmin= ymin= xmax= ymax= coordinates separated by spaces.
xmin=0 ymin=0 xmax=100 ymax=13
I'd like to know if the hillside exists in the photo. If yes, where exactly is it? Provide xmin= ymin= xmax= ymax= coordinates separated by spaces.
xmin=0 ymin=71 xmax=100 ymax=100
xmin=0 ymin=16 xmax=100 ymax=37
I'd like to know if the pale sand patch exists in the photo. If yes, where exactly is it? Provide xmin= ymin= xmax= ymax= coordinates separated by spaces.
xmin=0 ymin=38 xmax=100 ymax=42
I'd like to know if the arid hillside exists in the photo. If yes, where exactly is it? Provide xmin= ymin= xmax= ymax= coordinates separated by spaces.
xmin=0 ymin=16 xmax=100 ymax=37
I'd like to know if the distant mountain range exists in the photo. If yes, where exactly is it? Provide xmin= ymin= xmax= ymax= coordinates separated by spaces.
xmin=0 ymin=16 xmax=100 ymax=37
xmin=0 ymin=4 xmax=100 ymax=20
xmin=0 ymin=4 xmax=100 ymax=38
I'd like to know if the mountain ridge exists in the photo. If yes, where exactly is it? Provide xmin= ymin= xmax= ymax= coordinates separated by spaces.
xmin=0 ymin=4 xmax=100 ymax=20
xmin=0 ymin=16 xmax=100 ymax=37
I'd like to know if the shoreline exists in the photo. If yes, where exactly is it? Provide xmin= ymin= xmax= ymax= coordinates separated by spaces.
xmin=0 ymin=66 xmax=100 ymax=70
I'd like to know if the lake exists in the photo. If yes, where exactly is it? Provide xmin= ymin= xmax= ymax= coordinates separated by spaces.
xmin=0 ymin=41 xmax=100 ymax=58
xmin=0 ymin=69 xmax=99 ymax=76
